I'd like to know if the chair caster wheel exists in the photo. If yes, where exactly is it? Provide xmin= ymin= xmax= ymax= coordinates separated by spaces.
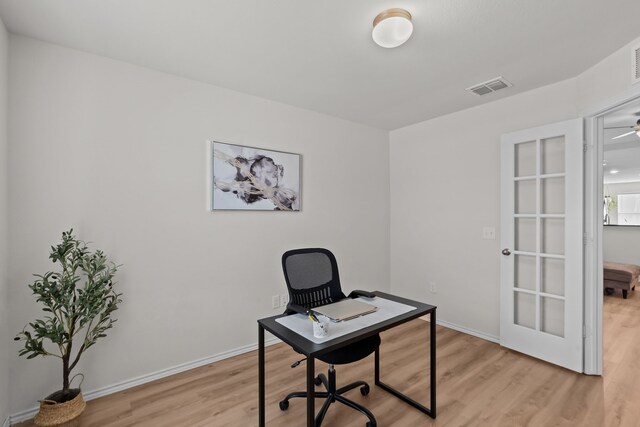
xmin=360 ymin=385 xmax=370 ymax=396
xmin=279 ymin=400 xmax=289 ymax=411
xmin=314 ymin=375 xmax=323 ymax=386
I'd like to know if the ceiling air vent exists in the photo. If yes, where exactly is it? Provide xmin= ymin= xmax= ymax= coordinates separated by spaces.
xmin=633 ymin=44 xmax=640 ymax=85
xmin=466 ymin=76 xmax=512 ymax=96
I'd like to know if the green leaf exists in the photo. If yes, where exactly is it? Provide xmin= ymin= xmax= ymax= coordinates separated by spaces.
xmin=16 ymin=229 xmax=123 ymax=386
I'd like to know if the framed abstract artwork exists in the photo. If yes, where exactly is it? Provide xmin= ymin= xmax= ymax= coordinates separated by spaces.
xmin=209 ymin=141 xmax=301 ymax=211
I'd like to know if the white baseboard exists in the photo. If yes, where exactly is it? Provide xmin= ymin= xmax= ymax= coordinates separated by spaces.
xmin=8 ymin=337 xmax=282 ymax=425
xmin=419 ymin=315 xmax=499 ymax=343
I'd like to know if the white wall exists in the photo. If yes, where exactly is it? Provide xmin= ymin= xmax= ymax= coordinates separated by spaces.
xmin=576 ymin=36 xmax=640 ymax=114
xmin=389 ymin=33 xmax=640 ymax=341
xmin=7 ymin=35 xmax=390 ymax=414
xmin=0 ymin=14 xmax=9 ymax=427
xmin=390 ymin=79 xmax=579 ymax=338
xmin=603 ymin=226 xmax=640 ymax=266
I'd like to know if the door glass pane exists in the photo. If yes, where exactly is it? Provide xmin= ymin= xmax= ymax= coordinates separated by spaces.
xmin=515 ymin=255 xmax=536 ymax=291
xmin=515 ymin=180 xmax=536 ymax=214
xmin=515 ymin=141 xmax=536 ymax=177
xmin=515 ymin=291 xmax=536 ymax=330
xmin=541 ymin=177 xmax=564 ymax=214
xmin=541 ymin=257 xmax=564 ymax=296
xmin=515 ymin=218 xmax=536 ymax=252
xmin=541 ymin=218 xmax=564 ymax=255
xmin=541 ymin=136 xmax=564 ymax=174
xmin=541 ymin=297 xmax=564 ymax=337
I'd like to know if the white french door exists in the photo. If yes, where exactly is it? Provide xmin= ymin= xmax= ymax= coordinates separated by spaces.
xmin=500 ymin=118 xmax=584 ymax=372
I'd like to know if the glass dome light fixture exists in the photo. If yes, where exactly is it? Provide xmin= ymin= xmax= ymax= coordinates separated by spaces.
xmin=372 ymin=8 xmax=413 ymax=48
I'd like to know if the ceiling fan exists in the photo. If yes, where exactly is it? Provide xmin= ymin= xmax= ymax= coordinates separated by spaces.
xmin=607 ymin=118 xmax=640 ymax=140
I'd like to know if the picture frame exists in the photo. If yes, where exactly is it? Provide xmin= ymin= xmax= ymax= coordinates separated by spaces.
xmin=208 ymin=140 xmax=301 ymax=211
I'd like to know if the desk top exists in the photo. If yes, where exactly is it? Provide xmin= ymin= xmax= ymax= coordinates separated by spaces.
xmin=258 ymin=291 xmax=436 ymax=358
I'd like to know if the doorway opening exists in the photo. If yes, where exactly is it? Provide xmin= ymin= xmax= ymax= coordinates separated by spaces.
xmin=585 ymin=93 xmax=640 ymax=376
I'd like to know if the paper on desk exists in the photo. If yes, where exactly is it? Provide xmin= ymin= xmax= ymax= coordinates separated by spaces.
xmin=275 ymin=297 xmax=416 ymax=344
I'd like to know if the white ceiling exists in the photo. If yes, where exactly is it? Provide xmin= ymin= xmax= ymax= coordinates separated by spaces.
xmin=1 ymin=0 xmax=640 ymax=130
xmin=604 ymin=99 xmax=640 ymax=184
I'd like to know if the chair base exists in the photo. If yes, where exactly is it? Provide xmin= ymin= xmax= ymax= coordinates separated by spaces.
xmin=279 ymin=366 xmax=377 ymax=427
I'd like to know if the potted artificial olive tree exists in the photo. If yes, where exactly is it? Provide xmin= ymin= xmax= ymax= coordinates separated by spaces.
xmin=15 ymin=230 xmax=122 ymax=426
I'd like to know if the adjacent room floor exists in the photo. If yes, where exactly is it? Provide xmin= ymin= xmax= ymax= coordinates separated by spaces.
xmin=15 ymin=290 xmax=639 ymax=426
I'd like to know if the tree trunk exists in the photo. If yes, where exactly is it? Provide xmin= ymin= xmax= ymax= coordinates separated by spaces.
xmin=63 ymin=316 xmax=76 ymax=391
xmin=62 ymin=352 xmax=70 ymax=391
xmin=63 ymin=337 xmax=73 ymax=391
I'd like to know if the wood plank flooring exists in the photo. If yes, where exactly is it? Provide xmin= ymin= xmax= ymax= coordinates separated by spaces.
xmin=14 ymin=291 xmax=640 ymax=426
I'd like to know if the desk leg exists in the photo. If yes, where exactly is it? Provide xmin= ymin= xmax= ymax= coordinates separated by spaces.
xmin=374 ymin=347 xmax=380 ymax=384
xmin=374 ymin=310 xmax=437 ymax=419
xmin=306 ymin=356 xmax=315 ymax=427
xmin=430 ymin=310 xmax=436 ymax=418
xmin=259 ymin=325 xmax=265 ymax=427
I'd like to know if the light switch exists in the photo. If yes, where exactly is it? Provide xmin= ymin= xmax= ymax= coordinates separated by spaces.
xmin=482 ymin=227 xmax=496 ymax=240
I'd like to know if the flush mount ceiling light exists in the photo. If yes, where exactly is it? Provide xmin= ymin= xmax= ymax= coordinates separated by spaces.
xmin=372 ymin=8 xmax=413 ymax=48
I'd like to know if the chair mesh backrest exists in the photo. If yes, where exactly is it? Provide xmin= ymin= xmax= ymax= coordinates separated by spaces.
xmin=282 ymin=248 xmax=346 ymax=309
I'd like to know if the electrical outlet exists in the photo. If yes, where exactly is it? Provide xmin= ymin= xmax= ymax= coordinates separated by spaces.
xmin=272 ymin=295 xmax=280 ymax=309
xmin=280 ymin=294 xmax=289 ymax=307
xmin=482 ymin=227 xmax=496 ymax=240
xmin=429 ymin=282 xmax=437 ymax=293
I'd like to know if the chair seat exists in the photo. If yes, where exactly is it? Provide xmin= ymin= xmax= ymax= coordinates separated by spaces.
xmin=318 ymin=334 xmax=380 ymax=365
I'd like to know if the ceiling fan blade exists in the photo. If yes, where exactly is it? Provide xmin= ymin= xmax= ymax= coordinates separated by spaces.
xmin=612 ymin=131 xmax=636 ymax=140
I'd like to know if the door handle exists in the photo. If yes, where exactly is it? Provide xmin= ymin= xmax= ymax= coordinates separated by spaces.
xmin=502 ymin=248 xmax=511 ymax=256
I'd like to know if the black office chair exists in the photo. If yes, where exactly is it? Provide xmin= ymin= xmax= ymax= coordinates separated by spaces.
xmin=279 ymin=248 xmax=380 ymax=427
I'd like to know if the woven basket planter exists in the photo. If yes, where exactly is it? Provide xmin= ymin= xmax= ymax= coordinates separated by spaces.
xmin=34 ymin=390 xmax=86 ymax=427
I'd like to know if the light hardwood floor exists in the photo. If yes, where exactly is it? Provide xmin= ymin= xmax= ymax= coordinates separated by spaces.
xmin=15 ymin=291 xmax=640 ymax=426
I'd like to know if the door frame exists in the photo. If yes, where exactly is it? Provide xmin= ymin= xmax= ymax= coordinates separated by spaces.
xmin=582 ymin=85 xmax=640 ymax=375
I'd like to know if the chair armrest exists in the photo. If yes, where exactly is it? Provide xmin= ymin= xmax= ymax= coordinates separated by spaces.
xmin=349 ymin=290 xmax=376 ymax=299
xmin=285 ymin=302 xmax=308 ymax=315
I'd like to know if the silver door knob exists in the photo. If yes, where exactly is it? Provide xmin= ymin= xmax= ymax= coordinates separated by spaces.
xmin=502 ymin=248 xmax=511 ymax=256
